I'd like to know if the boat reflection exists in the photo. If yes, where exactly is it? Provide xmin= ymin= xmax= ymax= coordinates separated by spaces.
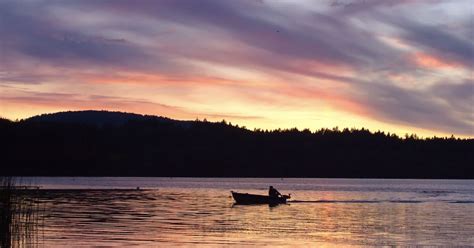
xmin=231 ymin=202 xmax=287 ymax=208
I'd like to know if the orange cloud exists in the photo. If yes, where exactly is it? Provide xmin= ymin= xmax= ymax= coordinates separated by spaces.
xmin=276 ymin=85 xmax=369 ymax=116
xmin=413 ymin=52 xmax=459 ymax=69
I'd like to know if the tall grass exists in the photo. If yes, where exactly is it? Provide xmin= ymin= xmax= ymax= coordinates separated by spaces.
xmin=0 ymin=177 xmax=42 ymax=248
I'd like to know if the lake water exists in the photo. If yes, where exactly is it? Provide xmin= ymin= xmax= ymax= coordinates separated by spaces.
xmin=21 ymin=178 xmax=474 ymax=246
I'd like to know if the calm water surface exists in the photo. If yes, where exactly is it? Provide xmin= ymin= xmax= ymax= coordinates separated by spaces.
xmin=25 ymin=178 xmax=474 ymax=247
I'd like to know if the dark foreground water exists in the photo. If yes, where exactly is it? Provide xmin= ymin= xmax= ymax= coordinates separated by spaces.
xmin=20 ymin=178 xmax=474 ymax=246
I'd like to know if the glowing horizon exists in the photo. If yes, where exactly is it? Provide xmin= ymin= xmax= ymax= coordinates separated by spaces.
xmin=1 ymin=0 xmax=473 ymax=138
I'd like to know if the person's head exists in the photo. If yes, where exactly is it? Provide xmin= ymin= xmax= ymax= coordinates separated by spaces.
xmin=270 ymin=186 xmax=274 ymax=189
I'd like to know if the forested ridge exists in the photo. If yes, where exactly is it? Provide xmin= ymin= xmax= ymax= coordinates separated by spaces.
xmin=1 ymin=111 xmax=472 ymax=178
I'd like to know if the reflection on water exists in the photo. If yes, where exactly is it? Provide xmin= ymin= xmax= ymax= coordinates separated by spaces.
xmin=28 ymin=178 xmax=474 ymax=247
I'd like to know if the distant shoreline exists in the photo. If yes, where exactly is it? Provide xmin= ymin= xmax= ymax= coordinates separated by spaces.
xmin=2 ymin=111 xmax=473 ymax=179
xmin=5 ymin=176 xmax=474 ymax=180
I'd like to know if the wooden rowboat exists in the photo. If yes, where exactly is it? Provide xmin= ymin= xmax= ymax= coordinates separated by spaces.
xmin=231 ymin=191 xmax=290 ymax=205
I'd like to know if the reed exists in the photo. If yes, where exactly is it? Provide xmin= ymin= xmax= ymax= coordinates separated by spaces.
xmin=0 ymin=177 xmax=42 ymax=248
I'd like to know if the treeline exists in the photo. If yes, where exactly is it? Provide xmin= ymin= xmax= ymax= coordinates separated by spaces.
xmin=0 ymin=113 xmax=472 ymax=178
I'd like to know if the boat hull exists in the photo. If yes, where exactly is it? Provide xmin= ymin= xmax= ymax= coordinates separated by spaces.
xmin=231 ymin=191 xmax=288 ymax=205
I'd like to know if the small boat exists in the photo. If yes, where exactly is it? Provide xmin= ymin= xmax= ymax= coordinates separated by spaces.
xmin=231 ymin=191 xmax=290 ymax=205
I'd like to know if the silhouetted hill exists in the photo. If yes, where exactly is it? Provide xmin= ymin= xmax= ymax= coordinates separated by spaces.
xmin=1 ymin=111 xmax=473 ymax=178
xmin=25 ymin=110 xmax=173 ymax=126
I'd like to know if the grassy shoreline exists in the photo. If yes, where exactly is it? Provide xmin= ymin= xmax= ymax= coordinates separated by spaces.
xmin=1 ymin=177 xmax=41 ymax=248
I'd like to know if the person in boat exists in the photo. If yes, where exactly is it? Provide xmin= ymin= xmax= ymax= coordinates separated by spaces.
xmin=269 ymin=186 xmax=282 ymax=198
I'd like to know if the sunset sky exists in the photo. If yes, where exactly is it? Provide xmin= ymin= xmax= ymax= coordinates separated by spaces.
xmin=1 ymin=0 xmax=472 ymax=137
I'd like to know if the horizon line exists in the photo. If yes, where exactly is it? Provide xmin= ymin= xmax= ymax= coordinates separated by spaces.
xmin=2 ymin=109 xmax=472 ymax=140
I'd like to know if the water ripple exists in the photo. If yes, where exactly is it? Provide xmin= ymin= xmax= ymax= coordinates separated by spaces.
xmin=21 ymin=179 xmax=474 ymax=246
